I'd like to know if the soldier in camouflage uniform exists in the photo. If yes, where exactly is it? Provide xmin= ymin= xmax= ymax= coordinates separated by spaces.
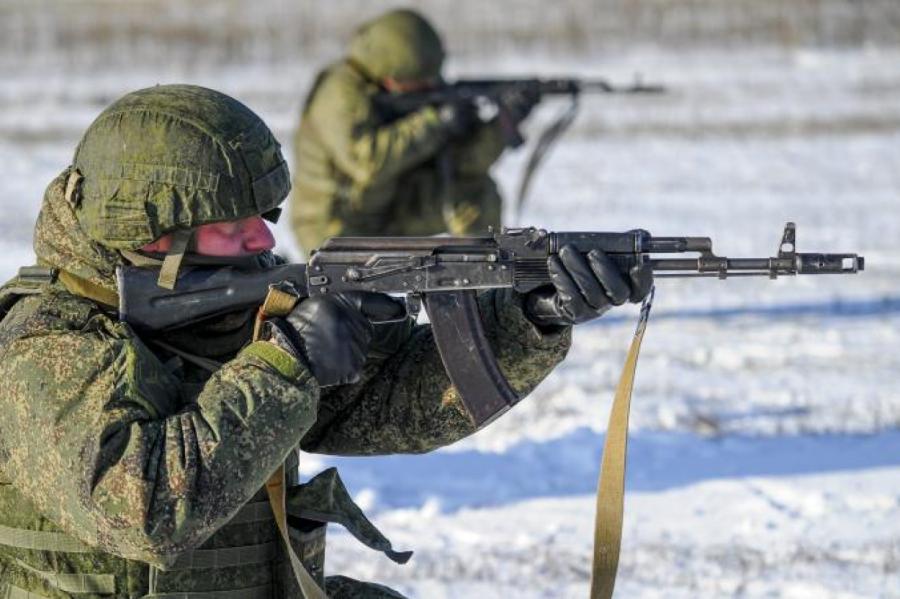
xmin=0 ymin=84 xmax=650 ymax=598
xmin=291 ymin=9 xmax=538 ymax=254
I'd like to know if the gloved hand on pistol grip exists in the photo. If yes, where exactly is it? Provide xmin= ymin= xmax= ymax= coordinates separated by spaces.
xmin=524 ymin=243 xmax=653 ymax=328
xmin=264 ymin=291 xmax=405 ymax=387
xmin=438 ymin=99 xmax=479 ymax=137
xmin=500 ymin=85 xmax=541 ymax=124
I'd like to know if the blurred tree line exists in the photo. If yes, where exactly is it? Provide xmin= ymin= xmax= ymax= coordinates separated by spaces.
xmin=2 ymin=0 xmax=899 ymax=70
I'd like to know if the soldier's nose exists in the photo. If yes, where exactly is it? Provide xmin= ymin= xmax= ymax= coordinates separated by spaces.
xmin=242 ymin=216 xmax=276 ymax=253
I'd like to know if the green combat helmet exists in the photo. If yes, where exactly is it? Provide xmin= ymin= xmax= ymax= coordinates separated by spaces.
xmin=67 ymin=84 xmax=290 ymax=287
xmin=348 ymin=9 xmax=445 ymax=82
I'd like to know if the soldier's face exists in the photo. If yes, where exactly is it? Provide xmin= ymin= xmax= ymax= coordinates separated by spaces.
xmin=141 ymin=216 xmax=276 ymax=257
xmin=382 ymin=76 xmax=438 ymax=93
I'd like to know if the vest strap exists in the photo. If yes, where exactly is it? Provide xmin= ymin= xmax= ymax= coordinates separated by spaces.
xmin=15 ymin=266 xmax=56 ymax=287
xmin=0 ymin=524 xmax=92 ymax=553
xmin=5 ymin=584 xmax=48 ymax=599
xmin=13 ymin=559 xmax=115 ymax=594
xmin=0 ymin=499 xmax=271 ymax=555
xmin=226 ymin=499 xmax=274 ymax=525
xmin=167 ymin=541 xmax=277 ymax=571
xmin=142 ymin=584 xmax=273 ymax=599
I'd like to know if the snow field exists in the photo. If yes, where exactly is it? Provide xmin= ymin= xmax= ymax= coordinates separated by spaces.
xmin=1 ymin=46 xmax=898 ymax=597
xmin=323 ymin=468 xmax=900 ymax=598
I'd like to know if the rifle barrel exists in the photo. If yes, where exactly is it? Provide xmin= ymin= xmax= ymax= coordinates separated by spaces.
xmin=578 ymin=79 xmax=666 ymax=94
xmin=648 ymin=253 xmax=863 ymax=277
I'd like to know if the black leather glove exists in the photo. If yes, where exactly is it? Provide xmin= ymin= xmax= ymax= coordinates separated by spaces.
xmin=438 ymin=99 xmax=479 ymax=137
xmin=500 ymin=84 xmax=541 ymax=124
xmin=266 ymin=292 xmax=405 ymax=387
xmin=525 ymin=244 xmax=653 ymax=328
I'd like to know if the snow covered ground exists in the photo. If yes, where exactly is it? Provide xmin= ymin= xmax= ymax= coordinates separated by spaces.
xmin=1 ymin=46 xmax=898 ymax=597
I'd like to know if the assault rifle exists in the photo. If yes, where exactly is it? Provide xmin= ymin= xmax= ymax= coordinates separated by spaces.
xmin=119 ymin=222 xmax=862 ymax=426
xmin=373 ymin=76 xmax=665 ymax=219
xmin=373 ymin=77 xmax=664 ymax=120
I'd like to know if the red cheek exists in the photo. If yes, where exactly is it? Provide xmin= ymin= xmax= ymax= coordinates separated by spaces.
xmin=191 ymin=218 xmax=275 ymax=256
xmin=193 ymin=227 xmax=238 ymax=256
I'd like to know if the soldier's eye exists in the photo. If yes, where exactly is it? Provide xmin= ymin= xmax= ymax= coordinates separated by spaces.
xmin=215 ymin=223 xmax=240 ymax=236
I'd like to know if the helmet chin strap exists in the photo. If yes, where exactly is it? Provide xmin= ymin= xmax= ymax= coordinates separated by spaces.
xmin=156 ymin=229 xmax=193 ymax=290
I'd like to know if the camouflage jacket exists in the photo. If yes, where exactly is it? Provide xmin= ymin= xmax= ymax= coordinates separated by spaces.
xmin=0 ymin=173 xmax=571 ymax=597
xmin=290 ymin=60 xmax=507 ymax=253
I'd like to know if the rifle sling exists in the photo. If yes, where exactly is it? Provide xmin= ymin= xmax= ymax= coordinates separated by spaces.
xmin=254 ymin=286 xmax=329 ymax=599
xmin=590 ymin=288 xmax=654 ymax=599
xmin=515 ymin=93 xmax=580 ymax=222
xmin=57 ymin=270 xmax=118 ymax=308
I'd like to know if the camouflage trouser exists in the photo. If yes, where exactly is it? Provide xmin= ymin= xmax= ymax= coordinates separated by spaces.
xmin=326 ymin=575 xmax=408 ymax=598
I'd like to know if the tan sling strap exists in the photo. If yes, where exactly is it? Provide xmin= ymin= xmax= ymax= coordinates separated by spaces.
xmin=57 ymin=270 xmax=119 ymax=308
xmin=265 ymin=467 xmax=328 ymax=599
xmin=252 ymin=284 xmax=301 ymax=340
xmin=254 ymin=285 xmax=329 ymax=599
xmin=58 ymin=247 xmax=177 ymax=306
xmin=590 ymin=287 xmax=655 ymax=599
xmin=120 ymin=249 xmax=166 ymax=268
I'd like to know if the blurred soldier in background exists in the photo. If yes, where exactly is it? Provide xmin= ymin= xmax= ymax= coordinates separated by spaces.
xmin=290 ymin=8 xmax=538 ymax=253
xmin=0 ymin=84 xmax=650 ymax=598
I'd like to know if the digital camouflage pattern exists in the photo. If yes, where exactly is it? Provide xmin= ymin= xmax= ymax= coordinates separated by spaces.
xmin=0 ymin=172 xmax=571 ymax=598
xmin=0 ymin=171 xmax=320 ymax=597
xmin=72 ymin=84 xmax=290 ymax=250
xmin=290 ymin=11 xmax=507 ymax=253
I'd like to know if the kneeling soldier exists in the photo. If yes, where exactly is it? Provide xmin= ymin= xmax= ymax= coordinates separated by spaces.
xmin=291 ymin=9 xmax=539 ymax=254
xmin=0 ymin=84 xmax=649 ymax=598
